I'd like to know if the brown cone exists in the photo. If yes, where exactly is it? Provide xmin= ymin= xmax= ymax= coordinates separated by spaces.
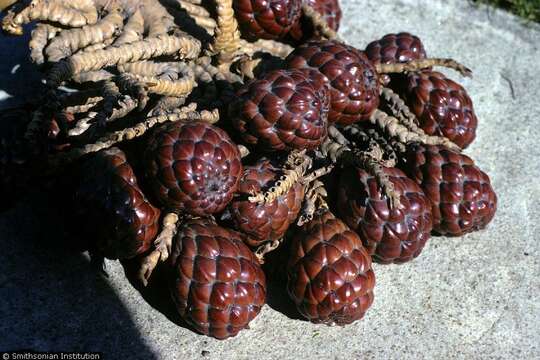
xmin=144 ymin=121 xmax=242 ymax=216
xmin=230 ymin=69 xmax=329 ymax=151
xmin=287 ymin=209 xmax=375 ymax=325
xmin=365 ymin=32 xmax=428 ymax=86
xmin=337 ymin=166 xmax=433 ymax=264
xmin=169 ymin=218 xmax=266 ymax=339
xmin=230 ymin=158 xmax=305 ymax=246
xmin=234 ymin=0 xmax=302 ymax=40
xmin=286 ymin=40 xmax=380 ymax=125
xmin=402 ymin=71 xmax=477 ymax=149
xmin=73 ymin=147 xmax=161 ymax=259
xmin=400 ymin=144 xmax=497 ymax=236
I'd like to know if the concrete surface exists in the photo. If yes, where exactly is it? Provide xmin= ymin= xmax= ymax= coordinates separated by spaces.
xmin=1 ymin=0 xmax=539 ymax=359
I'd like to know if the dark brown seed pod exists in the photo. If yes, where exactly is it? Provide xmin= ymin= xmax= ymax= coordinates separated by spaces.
xmin=400 ymin=144 xmax=497 ymax=236
xmin=402 ymin=71 xmax=477 ymax=149
xmin=287 ymin=209 xmax=375 ymax=325
xmin=229 ymin=158 xmax=305 ymax=246
xmin=336 ymin=166 xmax=432 ymax=264
xmin=365 ymin=32 xmax=428 ymax=86
xmin=286 ymin=40 xmax=380 ymax=125
xmin=234 ymin=0 xmax=302 ymax=40
xmin=288 ymin=0 xmax=342 ymax=43
xmin=144 ymin=121 xmax=242 ymax=216
xmin=73 ymin=147 xmax=161 ymax=259
xmin=169 ymin=218 xmax=267 ymax=339
xmin=229 ymin=69 xmax=329 ymax=151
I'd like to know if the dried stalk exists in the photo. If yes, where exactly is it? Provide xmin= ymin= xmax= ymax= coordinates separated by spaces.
xmin=320 ymin=136 xmax=402 ymax=209
xmin=51 ymin=103 xmax=218 ymax=164
xmin=301 ymin=4 xmax=338 ymax=40
xmin=249 ymin=150 xmax=312 ymax=204
xmin=113 ymin=8 xmax=144 ymax=46
xmin=380 ymin=87 xmax=422 ymax=133
xmin=138 ymin=212 xmax=179 ymax=286
xmin=297 ymin=180 xmax=328 ymax=226
xmin=2 ymin=0 xmax=99 ymax=35
xmin=212 ymin=0 xmax=241 ymax=64
xmin=47 ymin=34 xmax=201 ymax=89
xmin=29 ymin=23 xmax=61 ymax=65
xmin=255 ymin=238 xmax=283 ymax=264
xmin=45 ymin=6 xmax=124 ymax=62
xmin=376 ymin=58 xmax=472 ymax=78
xmin=370 ymin=109 xmax=460 ymax=151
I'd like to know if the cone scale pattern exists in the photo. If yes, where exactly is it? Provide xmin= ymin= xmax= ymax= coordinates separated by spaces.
xmin=234 ymin=0 xmax=302 ymax=40
xmin=169 ymin=218 xmax=267 ymax=339
xmin=145 ymin=121 xmax=242 ymax=216
xmin=230 ymin=159 xmax=305 ymax=246
xmin=73 ymin=147 xmax=161 ymax=259
xmin=286 ymin=40 xmax=380 ymax=125
xmin=337 ymin=166 xmax=433 ymax=264
xmin=403 ymin=71 xmax=478 ymax=149
xmin=365 ymin=32 xmax=428 ymax=86
xmin=287 ymin=209 xmax=375 ymax=325
xmin=401 ymin=144 xmax=497 ymax=236
xmin=230 ymin=69 xmax=329 ymax=151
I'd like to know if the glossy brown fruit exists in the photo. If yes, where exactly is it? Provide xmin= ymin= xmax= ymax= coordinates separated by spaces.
xmin=288 ymin=0 xmax=342 ymax=42
xmin=169 ymin=218 xmax=267 ymax=339
xmin=234 ymin=0 xmax=302 ymax=40
xmin=145 ymin=121 xmax=242 ymax=216
xmin=365 ymin=32 xmax=427 ymax=85
xmin=230 ymin=69 xmax=329 ymax=151
xmin=229 ymin=158 xmax=305 ymax=246
xmin=403 ymin=71 xmax=477 ymax=149
xmin=400 ymin=144 xmax=497 ymax=236
xmin=286 ymin=40 xmax=380 ymax=125
xmin=337 ymin=166 xmax=432 ymax=264
xmin=287 ymin=209 xmax=375 ymax=325
xmin=74 ymin=148 xmax=161 ymax=259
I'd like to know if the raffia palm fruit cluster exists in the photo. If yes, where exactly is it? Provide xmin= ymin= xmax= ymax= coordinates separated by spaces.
xmin=1 ymin=0 xmax=496 ymax=340
xmin=365 ymin=33 xmax=478 ymax=148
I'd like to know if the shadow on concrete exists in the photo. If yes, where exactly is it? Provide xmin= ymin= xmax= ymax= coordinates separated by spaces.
xmin=262 ymin=246 xmax=306 ymax=322
xmin=0 ymin=20 xmax=45 ymax=111
xmin=121 ymin=258 xmax=194 ymax=333
xmin=265 ymin=281 xmax=305 ymax=321
xmin=0 ymin=191 xmax=158 ymax=358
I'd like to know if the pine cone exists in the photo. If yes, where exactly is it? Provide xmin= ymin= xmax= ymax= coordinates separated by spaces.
xmin=286 ymin=40 xmax=380 ymax=125
xmin=288 ymin=0 xmax=342 ymax=43
xmin=145 ymin=121 xmax=242 ymax=216
xmin=365 ymin=32 xmax=427 ymax=86
xmin=402 ymin=71 xmax=477 ymax=149
xmin=400 ymin=144 xmax=497 ymax=236
xmin=337 ymin=166 xmax=432 ymax=264
xmin=234 ymin=0 xmax=302 ymax=40
xmin=287 ymin=209 xmax=375 ymax=325
xmin=229 ymin=159 xmax=305 ymax=246
xmin=73 ymin=147 xmax=161 ymax=259
xmin=230 ymin=69 xmax=329 ymax=151
xmin=169 ymin=218 xmax=266 ymax=339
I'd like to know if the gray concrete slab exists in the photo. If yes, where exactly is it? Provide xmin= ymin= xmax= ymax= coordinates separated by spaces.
xmin=0 ymin=0 xmax=539 ymax=359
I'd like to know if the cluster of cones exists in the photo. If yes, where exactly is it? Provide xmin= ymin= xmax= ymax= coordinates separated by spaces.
xmin=0 ymin=0 xmax=496 ymax=339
